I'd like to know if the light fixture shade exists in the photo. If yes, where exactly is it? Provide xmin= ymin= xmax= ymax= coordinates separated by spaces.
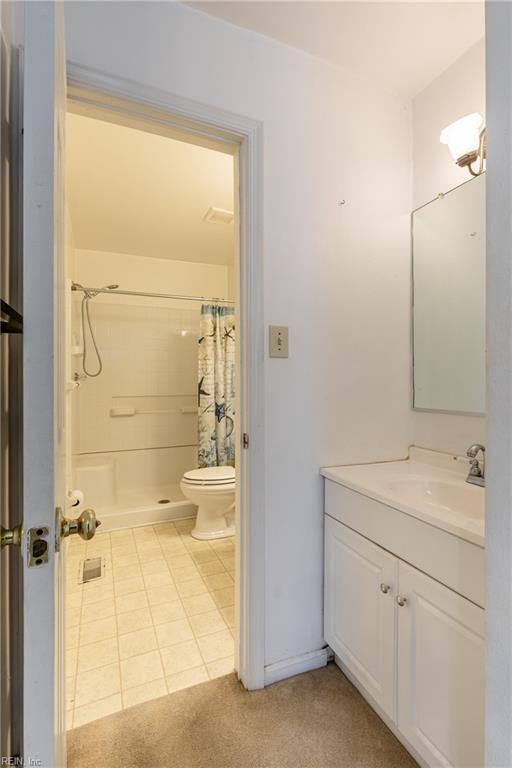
xmin=440 ymin=113 xmax=483 ymax=162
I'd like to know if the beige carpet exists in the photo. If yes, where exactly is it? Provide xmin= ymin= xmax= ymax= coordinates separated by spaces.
xmin=68 ymin=663 xmax=417 ymax=768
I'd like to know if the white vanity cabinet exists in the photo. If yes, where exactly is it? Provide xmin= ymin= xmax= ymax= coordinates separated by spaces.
xmin=324 ymin=513 xmax=485 ymax=768
xmin=397 ymin=562 xmax=484 ymax=768
xmin=324 ymin=515 xmax=397 ymax=720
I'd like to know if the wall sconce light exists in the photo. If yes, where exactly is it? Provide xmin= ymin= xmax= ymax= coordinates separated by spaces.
xmin=440 ymin=113 xmax=486 ymax=177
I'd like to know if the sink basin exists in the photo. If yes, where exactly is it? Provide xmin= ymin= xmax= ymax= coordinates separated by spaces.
xmin=385 ymin=479 xmax=484 ymax=520
xmin=320 ymin=447 xmax=486 ymax=546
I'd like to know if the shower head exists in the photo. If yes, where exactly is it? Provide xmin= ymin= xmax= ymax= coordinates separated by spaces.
xmin=88 ymin=284 xmax=120 ymax=298
xmin=72 ymin=282 xmax=97 ymax=299
xmin=72 ymin=282 xmax=119 ymax=293
xmin=87 ymin=284 xmax=120 ymax=298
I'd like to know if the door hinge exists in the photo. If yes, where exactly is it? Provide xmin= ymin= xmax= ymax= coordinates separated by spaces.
xmin=242 ymin=432 xmax=249 ymax=449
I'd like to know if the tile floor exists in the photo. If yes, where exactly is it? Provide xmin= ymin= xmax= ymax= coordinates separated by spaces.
xmin=65 ymin=519 xmax=235 ymax=729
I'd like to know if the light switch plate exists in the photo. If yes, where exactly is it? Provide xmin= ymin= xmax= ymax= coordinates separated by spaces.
xmin=269 ymin=325 xmax=289 ymax=358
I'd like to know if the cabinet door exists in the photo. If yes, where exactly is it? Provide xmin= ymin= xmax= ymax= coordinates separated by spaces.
xmin=397 ymin=562 xmax=484 ymax=768
xmin=324 ymin=516 xmax=397 ymax=720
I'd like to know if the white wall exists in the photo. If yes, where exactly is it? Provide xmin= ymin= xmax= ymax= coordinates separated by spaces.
xmin=73 ymin=248 xmax=229 ymax=304
xmin=413 ymin=40 xmax=485 ymax=209
xmin=64 ymin=1 xmax=412 ymax=669
xmin=71 ymin=249 xmax=228 ymax=499
xmin=411 ymin=40 xmax=486 ymax=455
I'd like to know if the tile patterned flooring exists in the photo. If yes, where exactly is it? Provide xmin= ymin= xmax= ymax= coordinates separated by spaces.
xmin=65 ymin=519 xmax=235 ymax=729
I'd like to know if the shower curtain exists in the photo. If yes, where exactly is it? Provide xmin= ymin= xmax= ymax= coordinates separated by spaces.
xmin=198 ymin=304 xmax=236 ymax=468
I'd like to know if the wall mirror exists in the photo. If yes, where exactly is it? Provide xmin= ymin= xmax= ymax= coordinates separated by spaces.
xmin=412 ymin=174 xmax=485 ymax=414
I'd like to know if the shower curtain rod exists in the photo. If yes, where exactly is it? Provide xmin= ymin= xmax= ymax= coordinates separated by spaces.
xmin=71 ymin=284 xmax=234 ymax=305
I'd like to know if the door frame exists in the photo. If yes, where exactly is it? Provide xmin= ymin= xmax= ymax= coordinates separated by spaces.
xmin=65 ymin=62 xmax=266 ymax=690
xmin=485 ymin=3 xmax=512 ymax=765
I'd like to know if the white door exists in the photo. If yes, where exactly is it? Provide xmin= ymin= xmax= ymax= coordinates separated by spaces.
xmin=397 ymin=561 xmax=485 ymax=768
xmin=324 ymin=517 xmax=397 ymax=720
xmin=21 ymin=4 xmax=93 ymax=766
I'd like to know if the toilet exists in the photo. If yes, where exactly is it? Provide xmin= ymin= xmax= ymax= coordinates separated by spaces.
xmin=180 ymin=466 xmax=235 ymax=540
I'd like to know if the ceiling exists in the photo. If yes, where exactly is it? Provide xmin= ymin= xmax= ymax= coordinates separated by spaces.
xmin=66 ymin=112 xmax=235 ymax=265
xmin=189 ymin=1 xmax=484 ymax=99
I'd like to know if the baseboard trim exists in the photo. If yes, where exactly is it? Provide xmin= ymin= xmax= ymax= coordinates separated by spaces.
xmin=264 ymin=647 xmax=330 ymax=686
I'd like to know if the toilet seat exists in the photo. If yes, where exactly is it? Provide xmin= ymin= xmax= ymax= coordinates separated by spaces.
xmin=182 ymin=466 xmax=235 ymax=486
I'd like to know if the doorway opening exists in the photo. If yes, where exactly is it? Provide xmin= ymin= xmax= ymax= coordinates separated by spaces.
xmin=64 ymin=100 xmax=240 ymax=729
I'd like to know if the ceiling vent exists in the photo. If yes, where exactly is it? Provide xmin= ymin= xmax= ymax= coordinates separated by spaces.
xmin=203 ymin=207 xmax=234 ymax=225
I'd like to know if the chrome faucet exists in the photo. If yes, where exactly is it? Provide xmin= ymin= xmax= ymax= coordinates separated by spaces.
xmin=466 ymin=444 xmax=485 ymax=487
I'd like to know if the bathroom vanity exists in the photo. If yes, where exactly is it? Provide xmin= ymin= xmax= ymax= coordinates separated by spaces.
xmin=321 ymin=447 xmax=485 ymax=768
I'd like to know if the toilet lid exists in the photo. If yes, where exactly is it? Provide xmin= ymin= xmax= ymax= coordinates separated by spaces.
xmin=183 ymin=466 xmax=236 ymax=484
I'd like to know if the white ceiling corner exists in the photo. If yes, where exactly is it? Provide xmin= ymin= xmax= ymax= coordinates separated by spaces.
xmin=66 ymin=112 xmax=235 ymax=266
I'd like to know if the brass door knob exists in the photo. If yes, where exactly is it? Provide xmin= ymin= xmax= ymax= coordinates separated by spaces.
xmin=396 ymin=595 xmax=407 ymax=607
xmin=1 ymin=524 xmax=22 ymax=549
xmin=59 ymin=509 xmax=101 ymax=541
xmin=380 ymin=583 xmax=391 ymax=594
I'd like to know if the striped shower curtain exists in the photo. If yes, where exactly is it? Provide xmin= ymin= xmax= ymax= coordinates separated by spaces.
xmin=197 ymin=304 xmax=235 ymax=467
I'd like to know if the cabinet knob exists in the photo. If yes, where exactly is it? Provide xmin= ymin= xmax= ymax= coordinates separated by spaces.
xmin=380 ymin=583 xmax=391 ymax=594
xmin=396 ymin=595 xmax=407 ymax=607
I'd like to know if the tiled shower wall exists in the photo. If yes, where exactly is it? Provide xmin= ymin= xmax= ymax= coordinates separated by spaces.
xmin=71 ymin=250 xmax=230 ymax=498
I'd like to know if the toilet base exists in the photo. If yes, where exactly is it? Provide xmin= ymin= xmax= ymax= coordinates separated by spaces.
xmin=191 ymin=523 xmax=235 ymax=541
xmin=180 ymin=477 xmax=235 ymax=541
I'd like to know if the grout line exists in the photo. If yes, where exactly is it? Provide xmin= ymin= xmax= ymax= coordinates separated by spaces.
xmin=108 ymin=541 xmax=124 ymax=711
xmin=152 ymin=523 xmax=188 ymax=696
xmin=69 ymin=552 xmax=85 ymax=725
xmin=173 ymin=531 xmax=235 ymax=677
xmin=67 ymin=520 xmax=236 ymax=727
xmin=75 ymin=656 xmax=121 ymax=677
xmin=73 ymin=688 xmax=123 ymax=719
